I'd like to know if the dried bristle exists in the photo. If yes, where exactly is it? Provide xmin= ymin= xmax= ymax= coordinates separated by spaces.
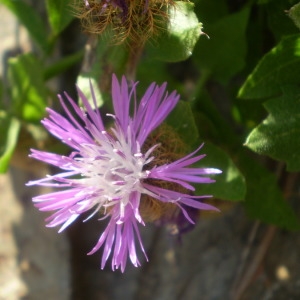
xmin=139 ymin=123 xmax=190 ymax=222
xmin=139 ymin=194 xmax=178 ymax=222
xmin=72 ymin=0 xmax=177 ymax=44
xmin=143 ymin=123 xmax=188 ymax=167
xmin=139 ymin=179 xmax=189 ymax=222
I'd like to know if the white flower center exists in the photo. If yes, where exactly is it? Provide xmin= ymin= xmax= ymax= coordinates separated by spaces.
xmin=74 ymin=128 xmax=153 ymax=215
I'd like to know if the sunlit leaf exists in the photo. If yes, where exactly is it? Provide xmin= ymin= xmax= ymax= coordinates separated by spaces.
xmin=239 ymin=35 xmax=300 ymax=99
xmin=245 ymin=87 xmax=300 ymax=171
xmin=146 ymin=1 xmax=202 ymax=62
xmin=0 ymin=114 xmax=20 ymax=173
xmin=288 ymin=2 xmax=300 ymax=31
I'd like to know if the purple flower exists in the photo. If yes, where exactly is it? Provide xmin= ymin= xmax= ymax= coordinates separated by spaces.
xmin=27 ymin=75 xmax=221 ymax=272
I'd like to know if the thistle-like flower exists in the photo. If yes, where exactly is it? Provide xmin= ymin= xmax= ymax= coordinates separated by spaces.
xmin=74 ymin=0 xmax=175 ymax=43
xmin=28 ymin=75 xmax=221 ymax=272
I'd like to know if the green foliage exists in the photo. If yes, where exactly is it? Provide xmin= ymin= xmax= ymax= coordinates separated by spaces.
xmin=245 ymin=88 xmax=300 ymax=171
xmin=0 ymin=114 xmax=20 ymax=173
xmin=234 ymin=3 xmax=300 ymax=229
xmin=288 ymin=2 xmax=300 ymax=30
xmin=195 ymin=143 xmax=246 ymax=202
xmin=238 ymin=150 xmax=300 ymax=230
xmin=193 ymin=0 xmax=228 ymax=23
xmin=239 ymin=35 xmax=300 ymax=99
xmin=193 ymin=7 xmax=250 ymax=83
xmin=239 ymin=33 xmax=300 ymax=172
xmin=46 ymin=0 xmax=74 ymax=36
xmin=8 ymin=53 xmax=47 ymax=122
xmin=263 ymin=0 xmax=299 ymax=40
xmin=166 ymin=100 xmax=199 ymax=147
xmin=146 ymin=1 xmax=202 ymax=62
xmin=44 ymin=50 xmax=84 ymax=80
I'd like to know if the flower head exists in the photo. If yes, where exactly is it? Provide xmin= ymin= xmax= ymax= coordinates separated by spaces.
xmin=28 ymin=75 xmax=221 ymax=272
xmin=74 ymin=0 xmax=175 ymax=44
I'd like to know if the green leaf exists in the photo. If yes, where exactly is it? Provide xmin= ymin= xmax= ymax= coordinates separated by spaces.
xmin=288 ymin=2 xmax=300 ymax=31
xmin=245 ymin=88 xmax=300 ymax=171
xmin=8 ymin=53 xmax=47 ymax=122
xmin=238 ymin=151 xmax=300 ymax=230
xmin=195 ymin=143 xmax=246 ymax=201
xmin=0 ymin=0 xmax=48 ymax=52
xmin=257 ymin=0 xmax=273 ymax=4
xmin=238 ymin=35 xmax=300 ymax=99
xmin=193 ymin=7 xmax=250 ymax=83
xmin=44 ymin=50 xmax=84 ymax=80
xmin=0 ymin=78 xmax=4 ymax=111
xmin=266 ymin=0 xmax=299 ymax=40
xmin=46 ymin=0 xmax=74 ymax=35
xmin=166 ymin=100 xmax=199 ymax=148
xmin=0 ymin=114 xmax=20 ymax=173
xmin=137 ymin=58 xmax=173 ymax=89
xmin=145 ymin=1 xmax=202 ymax=62
xmin=193 ymin=0 xmax=228 ymax=24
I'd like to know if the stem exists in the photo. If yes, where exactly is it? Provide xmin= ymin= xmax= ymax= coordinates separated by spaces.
xmin=125 ymin=42 xmax=145 ymax=82
xmin=231 ymin=225 xmax=277 ymax=300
